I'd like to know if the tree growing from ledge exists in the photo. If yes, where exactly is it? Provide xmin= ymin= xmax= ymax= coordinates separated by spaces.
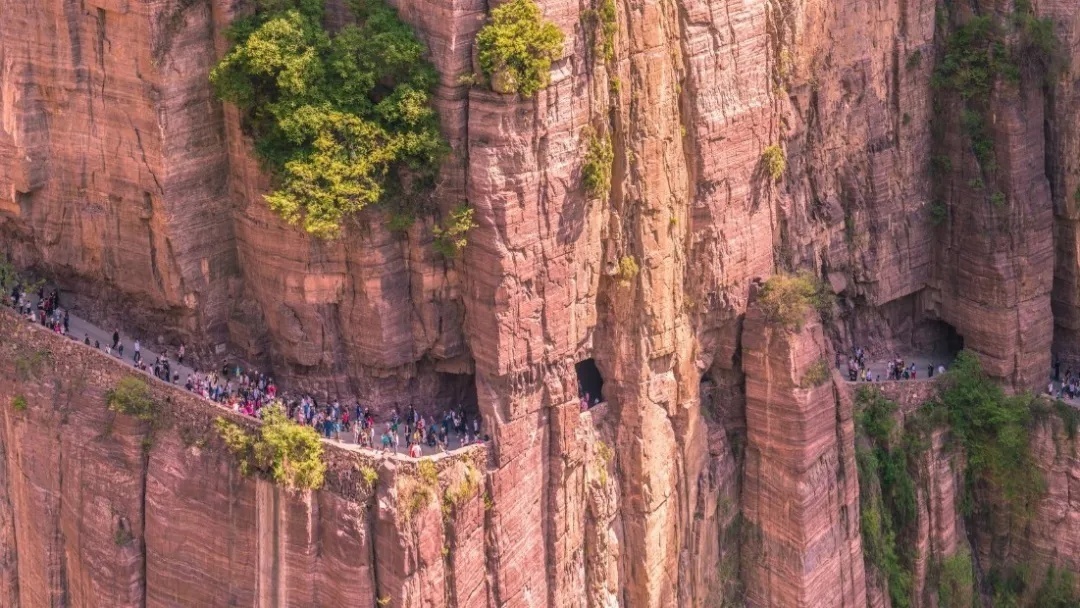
xmin=210 ymin=0 xmax=445 ymax=238
xmin=476 ymin=0 xmax=565 ymax=96
xmin=215 ymin=404 xmax=326 ymax=490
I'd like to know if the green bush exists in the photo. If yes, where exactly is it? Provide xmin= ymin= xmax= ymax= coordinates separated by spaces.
xmin=210 ymin=0 xmax=445 ymax=238
xmin=800 ymin=358 xmax=830 ymax=388
xmin=441 ymin=466 xmax=481 ymax=518
xmin=988 ymin=565 xmax=1030 ymax=607
xmin=757 ymin=272 xmax=830 ymax=331
xmin=417 ymin=459 xmax=438 ymax=486
xmin=761 ymin=144 xmax=785 ymax=181
xmin=856 ymin=386 xmax=897 ymax=443
xmin=937 ymin=551 xmax=975 ymax=608
xmin=616 ymin=255 xmax=639 ymax=285
xmin=10 ymin=395 xmax=28 ymax=412
xmin=432 ymin=204 xmax=478 ymax=258
xmin=1034 ymin=566 xmax=1080 ymax=608
xmin=582 ymin=132 xmax=613 ymax=199
xmin=906 ymin=49 xmax=922 ymax=70
xmin=360 ymin=465 xmax=379 ymax=490
xmin=929 ymin=201 xmax=948 ymax=226
xmin=476 ymin=0 xmax=565 ymax=97
xmin=934 ymin=16 xmax=1012 ymax=102
xmin=215 ymin=404 xmax=326 ymax=490
xmin=106 ymin=377 xmax=156 ymax=421
xmin=931 ymin=155 xmax=953 ymax=175
xmin=583 ymin=0 xmax=617 ymax=61
xmin=1015 ymin=0 xmax=1064 ymax=81
xmin=936 ymin=351 xmax=1045 ymax=518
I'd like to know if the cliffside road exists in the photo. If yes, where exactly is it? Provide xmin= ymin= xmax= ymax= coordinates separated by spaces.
xmin=843 ymin=354 xmax=949 ymax=382
xmin=17 ymin=297 xmax=474 ymax=459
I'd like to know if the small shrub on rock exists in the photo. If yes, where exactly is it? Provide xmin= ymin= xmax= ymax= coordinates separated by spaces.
xmin=582 ymin=133 xmax=614 ymax=199
xmin=476 ymin=0 xmax=565 ymax=96
xmin=432 ymin=205 xmax=478 ymax=258
xmin=616 ymin=255 xmax=639 ymax=285
xmin=215 ymin=404 xmax=326 ymax=490
xmin=757 ymin=272 xmax=829 ymax=331
xmin=10 ymin=395 xmax=28 ymax=412
xmin=582 ymin=0 xmax=617 ymax=61
xmin=106 ymin=377 xmax=156 ymax=421
xmin=360 ymin=465 xmax=379 ymax=490
xmin=799 ymin=358 xmax=830 ymax=388
xmin=761 ymin=144 xmax=785 ymax=181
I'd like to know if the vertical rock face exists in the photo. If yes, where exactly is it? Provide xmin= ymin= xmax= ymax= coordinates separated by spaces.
xmin=4 ymin=0 xmax=1080 ymax=605
xmin=0 ymin=0 xmax=237 ymax=344
xmin=0 ymin=312 xmax=501 ymax=608
xmin=740 ymin=304 xmax=865 ymax=608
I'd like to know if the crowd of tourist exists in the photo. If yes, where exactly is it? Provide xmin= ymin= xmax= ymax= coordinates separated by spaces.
xmin=4 ymin=281 xmax=486 ymax=457
xmin=1048 ymin=360 xmax=1080 ymax=400
xmin=840 ymin=346 xmax=946 ymax=382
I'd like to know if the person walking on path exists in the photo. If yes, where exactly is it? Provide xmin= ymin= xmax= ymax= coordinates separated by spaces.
xmin=134 ymin=340 xmax=142 ymax=364
xmin=112 ymin=328 xmax=120 ymax=350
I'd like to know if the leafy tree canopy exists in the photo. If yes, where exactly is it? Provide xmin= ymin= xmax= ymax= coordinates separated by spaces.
xmin=211 ymin=0 xmax=445 ymax=238
xmin=476 ymin=0 xmax=564 ymax=97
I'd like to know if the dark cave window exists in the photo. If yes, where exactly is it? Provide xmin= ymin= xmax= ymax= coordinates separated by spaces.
xmin=575 ymin=359 xmax=604 ymax=406
xmin=435 ymin=372 xmax=479 ymax=417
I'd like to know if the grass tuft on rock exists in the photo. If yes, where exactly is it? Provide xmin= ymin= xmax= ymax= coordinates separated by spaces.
xmin=757 ymin=272 xmax=830 ymax=331
xmin=215 ymin=404 xmax=326 ymax=490
xmin=106 ymin=377 xmax=157 ymax=421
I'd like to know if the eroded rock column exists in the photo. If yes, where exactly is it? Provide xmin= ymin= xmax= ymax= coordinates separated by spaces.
xmin=740 ymin=303 xmax=866 ymax=608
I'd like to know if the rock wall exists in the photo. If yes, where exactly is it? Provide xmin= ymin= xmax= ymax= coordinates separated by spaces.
xmin=3 ymin=0 xmax=1080 ymax=605
xmin=0 ymin=310 xmax=497 ymax=608
xmin=0 ymin=0 xmax=237 ymax=347
xmin=740 ymin=303 xmax=866 ymax=607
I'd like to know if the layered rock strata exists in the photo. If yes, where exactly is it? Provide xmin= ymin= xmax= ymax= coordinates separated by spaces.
xmin=2 ymin=0 xmax=1080 ymax=605
xmin=0 ymin=310 xmax=492 ymax=608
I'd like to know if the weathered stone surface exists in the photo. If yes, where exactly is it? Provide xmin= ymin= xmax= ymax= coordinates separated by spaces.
xmin=3 ymin=0 xmax=1080 ymax=604
xmin=741 ymin=304 xmax=867 ymax=608
xmin=0 ymin=0 xmax=237 ymax=350
xmin=0 ymin=311 xmax=496 ymax=607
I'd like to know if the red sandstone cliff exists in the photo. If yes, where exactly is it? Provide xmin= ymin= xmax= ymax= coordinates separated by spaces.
xmin=2 ymin=0 xmax=1080 ymax=606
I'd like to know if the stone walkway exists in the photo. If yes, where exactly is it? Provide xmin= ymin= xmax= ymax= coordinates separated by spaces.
xmin=841 ymin=353 xmax=950 ymax=383
xmin=18 ymin=295 xmax=479 ymax=460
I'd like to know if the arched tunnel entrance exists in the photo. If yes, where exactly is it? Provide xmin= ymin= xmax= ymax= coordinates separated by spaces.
xmin=575 ymin=358 xmax=604 ymax=407
xmin=912 ymin=319 xmax=964 ymax=362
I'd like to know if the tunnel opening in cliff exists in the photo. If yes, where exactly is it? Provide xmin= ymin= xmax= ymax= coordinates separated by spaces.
xmin=912 ymin=318 xmax=965 ymax=362
xmin=575 ymin=358 xmax=604 ymax=405
xmin=430 ymin=371 xmax=479 ymax=415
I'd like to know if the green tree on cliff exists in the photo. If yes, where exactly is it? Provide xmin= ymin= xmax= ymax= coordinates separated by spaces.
xmin=216 ymin=403 xmax=326 ymax=490
xmin=210 ymin=0 xmax=445 ymax=238
xmin=476 ymin=0 xmax=565 ymax=96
